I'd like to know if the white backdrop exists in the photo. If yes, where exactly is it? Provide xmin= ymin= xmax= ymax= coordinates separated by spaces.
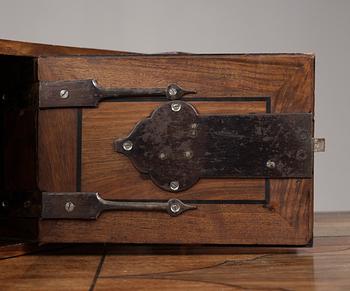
xmin=1 ymin=0 xmax=349 ymax=211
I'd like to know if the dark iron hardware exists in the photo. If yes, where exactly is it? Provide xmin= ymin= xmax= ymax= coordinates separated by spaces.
xmin=0 ymin=191 xmax=41 ymax=218
xmin=115 ymin=101 xmax=313 ymax=192
xmin=39 ymin=80 xmax=195 ymax=108
xmin=41 ymin=192 xmax=196 ymax=219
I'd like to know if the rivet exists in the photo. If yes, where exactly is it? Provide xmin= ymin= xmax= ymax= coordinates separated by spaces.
xmin=170 ymin=202 xmax=181 ymax=213
xmin=191 ymin=123 xmax=198 ymax=129
xmin=296 ymin=149 xmax=307 ymax=161
xmin=1 ymin=200 xmax=8 ymax=208
xmin=23 ymin=200 xmax=31 ymax=208
xmin=159 ymin=152 xmax=167 ymax=160
xmin=184 ymin=151 xmax=193 ymax=159
xmin=266 ymin=160 xmax=276 ymax=169
xmin=168 ymin=86 xmax=178 ymax=97
xmin=171 ymin=102 xmax=182 ymax=112
xmin=122 ymin=140 xmax=133 ymax=151
xmin=60 ymin=89 xmax=69 ymax=99
xmin=170 ymin=181 xmax=180 ymax=191
xmin=299 ymin=130 xmax=308 ymax=141
xmin=65 ymin=201 xmax=75 ymax=212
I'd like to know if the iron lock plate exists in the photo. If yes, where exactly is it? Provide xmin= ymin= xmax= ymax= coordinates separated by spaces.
xmin=115 ymin=101 xmax=313 ymax=192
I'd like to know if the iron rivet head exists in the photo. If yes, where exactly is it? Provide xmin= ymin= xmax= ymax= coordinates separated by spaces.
xmin=23 ymin=200 xmax=31 ymax=208
xmin=65 ymin=201 xmax=75 ymax=212
xmin=170 ymin=202 xmax=181 ymax=213
xmin=266 ymin=160 xmax=276 ymax=169
xmin=168 ymin=86 xmax=178 ymax=97
xmin=296 ymin=149 xmax=307 ymax=161
xmin=159 ymin=152 xmax=166 ymax=160
xmin=122 ymin=140 xmax=133 ymax=151
xmin=171 ymin=102 xmax=182 ymax=112
xmin=59 ymin=89 xmax=69 ymax=99
xmin=184 ymin=151 xmax=193 ymax=159
xmin=191 ymin=123 xmax=198 ymax=129
xmin=170 ymin=181 xmax=180 ymax=191
xmin=299 ymin=130 xmax=308 ymax=141
xmin=1 ymin=200 xmax=8 ymax=208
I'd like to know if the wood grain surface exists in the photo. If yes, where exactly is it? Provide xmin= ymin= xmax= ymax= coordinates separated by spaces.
xmin=0 ymin=39 xmax=132 ymax=57
xmin=1 ymin=212 xmax=349 ymax=291
xmin=37 ymin=54 xmax=314 ymax=244
xmin=38 ymin=109 xmax=78 ymax=192
xmin=37 ymin=54 xmax=314 ymax=113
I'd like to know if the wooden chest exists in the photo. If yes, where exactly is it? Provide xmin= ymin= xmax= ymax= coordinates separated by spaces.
xmin=0 ymin=39 xmax=323 ymax=246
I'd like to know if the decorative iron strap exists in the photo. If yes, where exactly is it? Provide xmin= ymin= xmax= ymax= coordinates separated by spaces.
xmin=39 ymin=80 xmax=195 ymax=108
xmin=115 ymin=101 xmax=313 ymax=192
xmin=41 ymin=192 xmax=196 ymax=219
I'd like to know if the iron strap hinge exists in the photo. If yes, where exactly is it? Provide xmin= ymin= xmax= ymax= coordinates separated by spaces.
xmin=38 ymin=80 xmax=195 ymax=108
xmin=41 ymin=192 xmax=196 ymax=219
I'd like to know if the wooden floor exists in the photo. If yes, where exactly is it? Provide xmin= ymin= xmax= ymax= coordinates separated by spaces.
xmin=1 ymin=212 xmax=350 ymax=291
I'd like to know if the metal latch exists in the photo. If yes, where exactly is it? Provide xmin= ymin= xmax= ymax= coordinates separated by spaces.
xmin=313 ymin=138 xmax=326 ymax=152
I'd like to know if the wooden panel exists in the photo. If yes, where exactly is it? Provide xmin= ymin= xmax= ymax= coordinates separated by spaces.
xmin=3 ymin=213 xmax=350 ymax=291
xmin=0 ymin=242 xmax=61 ymax=260
xmin=37 ymin=54 xmax=314 ymax=113
xmin=0 ymin=252 xmax=102 ymax=291
xmin=37 ymin=54 xmax=314 ymax=245
xmin=96 ymin=237 xmax=350 ymax=291
xmin=39 ymin=203 xmax=306 ymax=244
xmin=82 ymin=101 xmax=266 ymax=200
xmin=0 ymin=38 xmax=133 ymax=57
xmin=38 ymin=109 xmax=78 ymax=192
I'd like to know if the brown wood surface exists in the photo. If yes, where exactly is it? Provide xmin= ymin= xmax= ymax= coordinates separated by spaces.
xmin=0 ymin=212 xmax=349 ymax=291
xmin=37 ymin=54 xmax=314 ymax=245
xmin=0 ymin=39 xmax=132 ymax=57
xmin=38 ymin=109 xmax=78 ymax=192
xmin=37 ymin=54 xmax=314 ymax=113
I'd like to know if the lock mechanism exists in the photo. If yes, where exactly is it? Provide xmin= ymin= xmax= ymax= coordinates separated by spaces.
xmin=115 ymin=101 xmax=315 ymax=192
